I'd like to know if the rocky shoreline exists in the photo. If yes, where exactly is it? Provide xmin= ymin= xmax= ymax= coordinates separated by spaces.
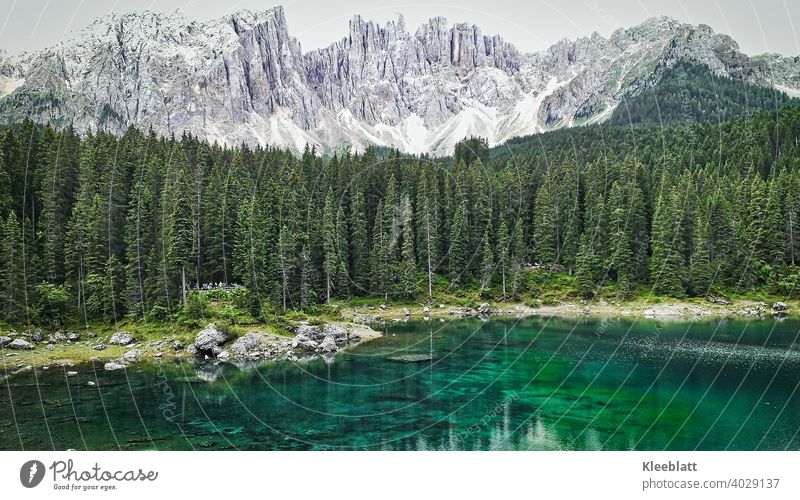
xmin=346 ymin=299 xmax=794 ymax=322
xmin=1 ymin=298 xmax=794 ymax=371
xmin=0 ymin=321 xmax=382 ymax=372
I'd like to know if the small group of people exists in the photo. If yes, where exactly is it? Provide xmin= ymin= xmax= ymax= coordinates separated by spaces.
xmin=194 ymin=282 xmax=238 ymax=291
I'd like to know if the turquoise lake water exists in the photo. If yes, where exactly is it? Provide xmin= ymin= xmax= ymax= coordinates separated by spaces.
xmin=2 ymin=316 xmax=800 ymax=450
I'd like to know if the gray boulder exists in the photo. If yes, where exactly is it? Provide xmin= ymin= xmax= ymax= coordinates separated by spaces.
xmin=67 ymin=332 xmax=81 ymax=341
xmin=172 ymin=341 xmax=184 ymax=351
xmin=0 ymin=336 xmax=11 ymax=347
xmin=477 ymin=303 xmax=492 ymax=316
xmin=104 ymin=362 xmax=126 ymax=371
xmin=295 ymin=323 xmax=323 ymax=341
xmin=32 ymin=329 xmax=44 ymax=342
xmin=707 ymin=295 xmax=731 ymax=305
xmin=318 ymin=335 xmax=338 ymax=353
xmin=186 ymin=344 xmax=198 ymax=355
xmin=109 ymin=332 xmax=133 ymax=345
xmin=772 ymin=302 xmax=789 ymax=312
xmin=8 ymin=339 xmax=34 ymax=350
xmin=230 ymin=333 xmax=263 ymax=357
xmin=194 ymin=324 xmax=229 ymax=351
xmin=47 ymin=332 xmax=65 ymax=344
xmin=291 ymin=333 xmax=318 ymax=351
xmin=122 ymin=349 xmax=141 ymax=363
xmin=93 ymin=344 xmax=107 ymax=351
xmin=321 ymin=324 xmax=348 ymax=344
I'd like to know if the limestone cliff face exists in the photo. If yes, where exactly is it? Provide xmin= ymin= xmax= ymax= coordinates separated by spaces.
xmin=1 ymin=7 xmax=797 ymax=155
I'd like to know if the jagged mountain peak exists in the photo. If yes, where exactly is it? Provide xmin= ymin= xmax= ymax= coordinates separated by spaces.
xmin=0 ymin=7 xmax=798 ymax=155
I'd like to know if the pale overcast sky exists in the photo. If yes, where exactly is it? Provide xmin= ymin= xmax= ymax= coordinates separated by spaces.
xmin=1 ymin=0 xmax=798 ymax=56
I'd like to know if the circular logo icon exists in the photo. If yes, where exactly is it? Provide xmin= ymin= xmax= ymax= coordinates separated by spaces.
xmin=20 ymin=460 xmax=45 ymax=488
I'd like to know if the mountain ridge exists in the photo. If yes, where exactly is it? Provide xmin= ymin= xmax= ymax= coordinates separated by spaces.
xmin=0 ymin=6 xmax=798 ymax=155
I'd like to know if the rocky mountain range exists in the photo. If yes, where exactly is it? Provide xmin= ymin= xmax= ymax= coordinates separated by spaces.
xmin=0 ymin=6 xmax=798 ymax=155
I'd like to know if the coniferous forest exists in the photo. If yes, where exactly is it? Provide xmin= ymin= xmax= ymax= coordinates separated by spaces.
xmin=2 ymin=106 xmax=800 ymax=328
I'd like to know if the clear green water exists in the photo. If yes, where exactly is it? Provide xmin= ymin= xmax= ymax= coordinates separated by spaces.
xmin=2 ymin=316 xmax=800 ymax=450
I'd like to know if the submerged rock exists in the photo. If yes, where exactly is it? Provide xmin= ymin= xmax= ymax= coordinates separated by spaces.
xmin=109 ymin=332 xmax=134 ymax=345
xmin=386 ymin=353 xmax=435 ymax=363
xmin=104 ymin=362 xmax=126 ymax=371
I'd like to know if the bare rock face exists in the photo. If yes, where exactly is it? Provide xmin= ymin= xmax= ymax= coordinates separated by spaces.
xmin=1 ymin=8 xmax=797 ymax=156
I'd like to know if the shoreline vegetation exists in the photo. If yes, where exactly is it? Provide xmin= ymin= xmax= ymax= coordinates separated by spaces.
xmin=4 ymin=110 xmax=800 ymax=372
xmin=1 ymin=295 xmax=793 ymax=371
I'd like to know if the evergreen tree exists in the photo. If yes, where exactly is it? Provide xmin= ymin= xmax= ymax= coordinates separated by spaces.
xmin=575 ymin=233 xmax=597 ymax=299
xmin=322 ymin=190 xmax=337 ymax=303
xmin=335 ymin=204 xmax=350 ymax=298
xmin=416 ymin=172 xmax=439 ymax=298
xmin=350 ymin=188 xmax=369 ymax=294
xmin=397 ymin=194 xmax=418 ymax=297
xmin=533 ymin=180 xmax=557 ymax=265
xmin=0 ymin=212 xmax=25 ymax=321
xmin=689 ymin=213 xmax=713 ymax=296
xmin=509 ymin=218 xmax=526 ymax=296
xmin=277 ymin=225 xmax=295 ymax=312
xmin=479 ymin=229 xmax=494 ymax=290
xmin=449 ymin=201 xmax=469 ymax=286
xmin=650 ymin=189 xmax=686 ymax=297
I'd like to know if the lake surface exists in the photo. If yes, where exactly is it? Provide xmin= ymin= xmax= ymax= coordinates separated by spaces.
xmin=2 ymin=316 xmax=800 ymax=450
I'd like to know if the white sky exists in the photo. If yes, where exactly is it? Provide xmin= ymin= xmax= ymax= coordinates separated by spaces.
xmin=1 ymin=0 xmax=799 ymax=56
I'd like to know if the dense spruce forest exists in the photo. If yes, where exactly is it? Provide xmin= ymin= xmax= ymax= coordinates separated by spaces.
xmin=1 ymin=105 xmax=800 ymax=328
